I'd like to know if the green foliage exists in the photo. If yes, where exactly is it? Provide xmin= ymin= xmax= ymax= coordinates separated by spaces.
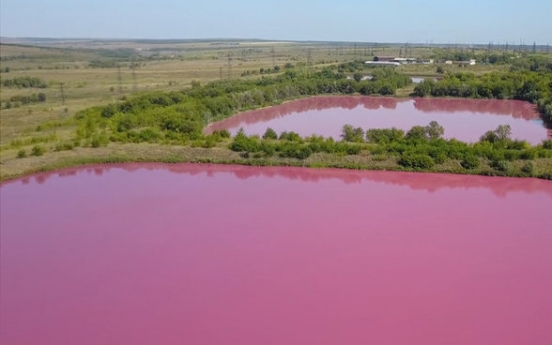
xmin=413 ymin=79 xmax=436 ymax=97
xmin=491 ymin=160 xmax=510 ymax=173
xmin=212 ymin=129 xmax=231 ymax=138
xmin=461 ymin=155 xmax=480 ymax=170
xmin=279 ymin=131 xmax=302 ymax=142
xmin=406 ymin=126 xmax=429 ymax=141
xmin=399 ymin=153 xmax=435 ymax=170
xmin=2 ymin=76 xmax=47 ymax=88
xmin=31 ymin=145 xmax=45 ymax=156
xmin=229 ymin=130 xmax=260 ymax=152
xmin=90 ymin=134 xmax=109 ymax=148
xmin=55 ymin=142 xmax=74 ymax=152
xmin=74 ymin=66 xmax=415 ymax=143
xmin=426 ymin=121 xmax=445 ymax=140
xmin=8 ymin=93 xmax=47 ymax=105
xmin=480 ymin=125 xmax=512 ymax=143
xmin=262 ymin=128 xmax=278 ymax=140
xmin=412 ymin=69 xmax=552 ymax=111
xmin=17 ymin=149 xmax=27 ymax=158
xmin=366 ymin=128 xmax=405 ymax=143
xmin=341 ymin=125 xmax=365 ymax=142
xmin=521 ymin=161 xmax=535 ymax=175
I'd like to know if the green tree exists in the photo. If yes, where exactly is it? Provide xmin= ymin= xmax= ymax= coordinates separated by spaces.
xmin=263 ymin=127 xmax=278 ymax=140
xmin=341 ymin=125 xmax=365 ymax=142
xmin=425 ymin=121 xmax=445 ymax=140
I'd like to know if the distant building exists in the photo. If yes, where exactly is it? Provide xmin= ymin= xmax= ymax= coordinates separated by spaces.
xmin=373 ymin=56 xmax=433 ymax=65
xmin=365 ymin=61 xmax=401 ymax=66
xmin=457 ymin=59 xmax=477 ymax=66
xmin=393 ymin=57 xmax=417 ymax=64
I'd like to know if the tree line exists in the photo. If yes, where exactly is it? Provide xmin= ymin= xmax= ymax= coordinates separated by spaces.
xmin=227 ymin=123 xmax=551 ymax=178
xmin=74 ymin=66 xmax=412 ymax=145
xmin=413 ymin=66 xmax=552 ymax=125
xmin=1 ymin=76 xmax=48 ymax=88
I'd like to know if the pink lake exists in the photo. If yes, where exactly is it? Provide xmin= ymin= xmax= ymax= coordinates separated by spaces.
xmin=205 ymin=96 xmax=552 ymax=144
xmin=1 ymin=164 xmax=552 ymax=345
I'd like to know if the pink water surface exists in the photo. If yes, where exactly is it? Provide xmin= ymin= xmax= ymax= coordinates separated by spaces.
xmin=205 ymin=96 xmax=551 ymax=144
xmin=1 ymin=164 xmax=552 ymax=345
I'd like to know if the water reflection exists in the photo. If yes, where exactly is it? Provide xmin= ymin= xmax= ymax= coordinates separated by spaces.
xmin=3 ymin=163 xmax=551 ymax=198
xmin=205 ymin=96 xmax=550 ymax=144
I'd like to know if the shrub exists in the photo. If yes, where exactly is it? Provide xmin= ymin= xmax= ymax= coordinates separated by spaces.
xmin=55 ymin=142 xmax=74 ymax=151
xmin=137 ymin=128 xmax=162 ymax=142
xmin=17 ymin=149 xmax=27 ymax=158
xmin=461 ymin=155 xmax=480 ymax=170
xmin=229 ymin=130 xmax=260 ymax=152
xmin=212 ymin=129 xmax=231 ymax=138
xmin=91 ymin=134 xmax=109 ymax=148
xmin=398 ymin=153 xmax=435 ymax=169
xmin=521 ymin=161 xmax=535 ymax=175
xmin=31 ymin=145 xmax=45 ymax=156
xmin=491 ymin=160 xmax=510 ymax=172
xmin=279 ymin=131 xmax=302 ymax=142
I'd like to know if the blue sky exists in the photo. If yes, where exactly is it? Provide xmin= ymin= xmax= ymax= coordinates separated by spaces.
xmin=1 ymin=0 xmax=550 ymax=44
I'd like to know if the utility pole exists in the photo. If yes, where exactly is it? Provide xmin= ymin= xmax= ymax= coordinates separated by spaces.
xmin=271 ymin=46 xmax=276 ymax=67
xmin=60 ymin=83 xmax=66 ymax=106
xmin=131 ymin=62 xmax=137 ymax=92
xmin=307 ymin=48 xmax=312 ymax=74
xmin=227 ymin=52 xmax=232 ymax=80
xmin=117 ymin=64 xmax=123 ymax=98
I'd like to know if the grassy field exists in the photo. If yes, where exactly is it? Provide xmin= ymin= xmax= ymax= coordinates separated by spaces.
xmin=0 ymin=39 xmax=531 ymax=180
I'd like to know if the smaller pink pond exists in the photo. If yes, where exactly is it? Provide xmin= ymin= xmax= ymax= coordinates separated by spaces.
xmin=205 ymin=96 xmax=551 ymax=144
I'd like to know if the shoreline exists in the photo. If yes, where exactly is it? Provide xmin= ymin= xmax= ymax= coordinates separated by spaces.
xmin=2 ymin=143 xmax=551 ymax=183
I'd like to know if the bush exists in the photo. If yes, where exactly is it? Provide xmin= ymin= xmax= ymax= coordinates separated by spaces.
xmin=90 ymin=134 xmax=109 ymax=148
xmin=55 ymin=142 xmax=74 ymax=151
xmin=491 ymin=160 xmax=510 ymax=172
xmin=398 ymin=153 xmax=435 ymax=169
xmin=137 ymin=128 xmax=162 ymax=142
xmin=521 ymin=161 xmax=535 ymax=175
xmin=17 ymin=149 xmax=27 ymax=158
xmin=212 ymin=129 xmax=231 ymax=138
xmin=31 ymin=145 xmax=45 ymax=156
xmin=279 ymin=131 xmax=302 ymax=142
xmin=229 ymin=130 xmax=260 ymax=152
xmin=461 ymin=155 xmax=480 ymax=170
